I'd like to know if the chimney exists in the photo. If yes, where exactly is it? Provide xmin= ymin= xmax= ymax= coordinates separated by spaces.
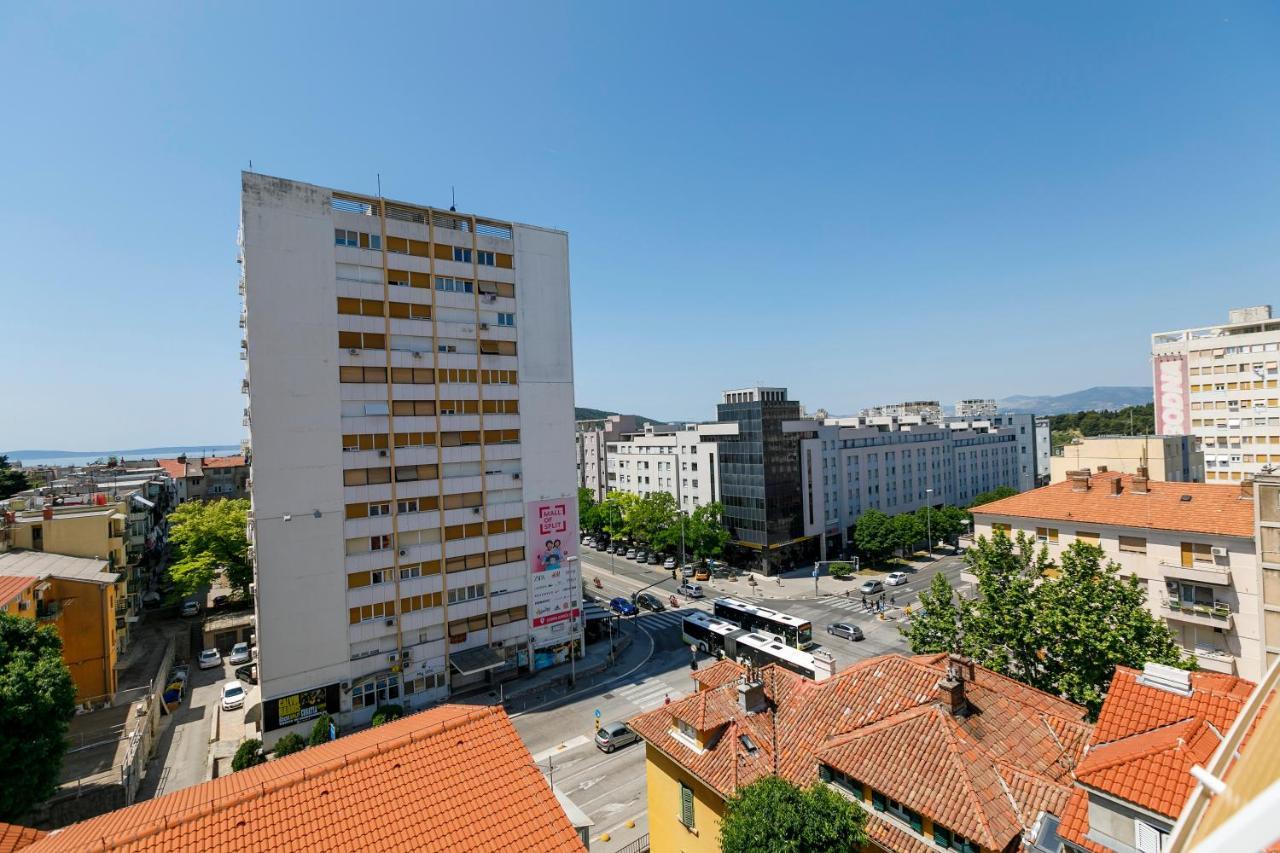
xmin=938 ymin=654 xmax=970 ymax=717
xmin=1240 ymin=478 xmax=1255 ymax=501
xmin=1067 ymin=470 xmax=1092 ymax=492
xmin=177 ymin=453 xmax=187 ymax=464
xmin=737 ymin=680 xmax=768 ymax=714
xmin=42 ymin=506 xmax=54 ymax=520
xmin=1107 ymin=477 xmax=1122 ymax=496
xmin=1096 ymin=465 xmax=1108 ymax=474
xmin=1132 ymin=467 xmax=1150 ymax=495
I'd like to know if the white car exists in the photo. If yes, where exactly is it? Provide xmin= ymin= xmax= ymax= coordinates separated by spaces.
xmin=678 ymin=582 xmax=704 ymax=599
xmin=663 ymin=557 xmax=676 ymax=570
xmin=220 ymin=680 xmax=246 ymax=711
xmin=886 ymin=571 xmax=909 ymax=586
xmin=227 ymin=642 xmax=252 ymax=665
xmin=198 ymin=649 xmax=222 ymax=670
xmin=181 ymin=600 xmax=201 ymax=617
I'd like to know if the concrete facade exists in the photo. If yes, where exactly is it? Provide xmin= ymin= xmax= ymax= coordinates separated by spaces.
xmin=574 ymin=414 xmax=641 ymax=502
xmin=605 ymin=423 xmax=722 ymax=512
xmin=1152 ymin=305 xmax=1280 ymax=482
xmin=1051 ymin=435 xmax=1204 ymax=484
xmin=241 ymin=173 xmax=575 ymax=738
xmin=1251 ymin=474 xmax=1280 ymax=673
xmin=947 ymin=412 xmax=1049 ymax=491
xmin=860 ymin=399 xmax=943 ymax=423
xmin=955 ymin=398 xmax=998 ymax=419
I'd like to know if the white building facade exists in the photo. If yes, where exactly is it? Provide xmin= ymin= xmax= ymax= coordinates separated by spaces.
xmin=605 ymin=423 xmax=723 ymax=512
xmin=954 ymin=398 xmax=998 ymax=419
xmin=575 ymin=415 xmax=641 ymax=502
xmin=241 ymin=173 xmax=576 ymax=740
xmin=1152 ymin=305 xmax=1280 ymax=482
xmin=946 ymin=413 xmax=1050 ymax=491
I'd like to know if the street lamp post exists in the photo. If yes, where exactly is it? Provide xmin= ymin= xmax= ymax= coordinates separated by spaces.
xmin=926 ymin=488 xmax=934 ymax=558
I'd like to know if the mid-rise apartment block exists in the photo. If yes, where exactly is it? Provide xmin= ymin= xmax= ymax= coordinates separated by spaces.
xmin=859 ymin=399 xmax=943 ymax=423
xmin=954 ymin=397 xmax=997 ymax=419
xmin=1051 ymin=434 xmax=1203 ymax=484
xmin=786 ymin=414 xmax=1022 ymax=558
xmin=604 ymin=423 xmax=726 ymax=512
xmin=946 ymin=412 xmax=1050 ymax=491
xmin=158 ymin=454 xmax=251 ymax=502
xmin=574 ymin=414 xmax=641 ymax=502
xmin=240 ymin=173 xmax=576 ymax=738
xmin=971 ymin=470 xmax=1269 ymax=681
xmin=1152 ymin=304 xmax=1280 ymax=482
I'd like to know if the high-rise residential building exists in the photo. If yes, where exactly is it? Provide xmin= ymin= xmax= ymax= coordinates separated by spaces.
xmin=859 ymin=399 xmax=943 ymax=423
xmin=240 ymin=173 xmax=576 ymax=739
xmin=575 ymin=414 xmax=641 ymax=502
xmin=945 ymin=412 xmax=1049 ymax=491
xmin=605 ymin=423 xmax=727 ymax=513
xmin=716 ymin=387 xmax=811 ymax=573
xmin=1151 ymin=305 xmax=1280 ymax=482
xmin=1050 ymin=434 xmax=1204 ymax=483
xmin=954 ymin=398 xmax=997 ymax=419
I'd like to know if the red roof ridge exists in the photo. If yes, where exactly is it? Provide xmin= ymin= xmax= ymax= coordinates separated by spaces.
xmin=1076 ymin=717 xmax=1211 ymax=779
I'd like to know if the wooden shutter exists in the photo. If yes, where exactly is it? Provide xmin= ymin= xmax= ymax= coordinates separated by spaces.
xmin=871 ymin=791 xmax=886 ymax=812
xmin=1181 ymin=542 xmax=1194 ymax=568
xmin=1134 ymin=820 xmax=1163 ymax=853
xmin=679 ymin=782 xmax=695 ymax=828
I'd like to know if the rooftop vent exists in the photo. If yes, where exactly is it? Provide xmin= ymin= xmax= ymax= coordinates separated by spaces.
xmin=1138 ymin=662 xmax=1192 ymax=696
xmin=1180 ymin=495 xmax=1193 ymax=502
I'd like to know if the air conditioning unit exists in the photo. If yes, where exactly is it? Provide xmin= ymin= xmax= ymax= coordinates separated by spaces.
xmin=482 ymin=294 xmax=497 ymax=303
xmin=398 ymin=549 xmax=408 ymax=557
xmin=472 ymin=507 xmax=481 ymax=515
xmin=387 ymin=652 xmax=399 ymax=663
xmin=385 ymin=617 xmax=396 ymax=627
xmin=378 ymin=449 xmax=388 ymax=458
xmin=1210 ymin=546 xmax=1228 ymax=558
xmin=512 ymin=472 xmax=521 ymax=480
xmin=479 ymin=322 xmax=489 ymax=330
xmin=412 ymin=351 xmax=423 ymax=359
xmin=348 ymin=347 xmax=360 ymax=355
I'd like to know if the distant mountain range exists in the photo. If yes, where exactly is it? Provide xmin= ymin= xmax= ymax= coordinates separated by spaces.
xmin=996 ymin=386 xmax=1153 ymax=416
xmin=575 ymin=407 xmax=667 ymax=426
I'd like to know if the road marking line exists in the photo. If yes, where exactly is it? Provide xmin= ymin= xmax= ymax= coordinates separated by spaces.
xmin=531 ymin=734 xmax=590 ymax=764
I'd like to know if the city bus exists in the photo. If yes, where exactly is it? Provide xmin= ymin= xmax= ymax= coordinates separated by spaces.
xmin=712 ymin=597 xmax=814 ymax=649
xmin=681 ymin=614 xmax=832 ymax=682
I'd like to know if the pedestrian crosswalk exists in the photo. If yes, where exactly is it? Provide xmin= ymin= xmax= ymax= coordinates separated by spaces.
xmin=634 ymin=607 xmax=708 ymax=636
xmin=822 ymin=595 xmax=904 ymax=614
xmin=611 ymin=680 xmax=682 ymax=711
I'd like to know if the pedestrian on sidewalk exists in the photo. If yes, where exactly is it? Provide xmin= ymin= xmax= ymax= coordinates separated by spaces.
xmin=861 ymin=594 xmax=867 ymax=608
xmin=664 ymin=694 xmax=670 ymax=706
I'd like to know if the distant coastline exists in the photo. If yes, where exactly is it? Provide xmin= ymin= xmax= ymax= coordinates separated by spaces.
xmin=3 ymin=445 xmax=242 ymax=468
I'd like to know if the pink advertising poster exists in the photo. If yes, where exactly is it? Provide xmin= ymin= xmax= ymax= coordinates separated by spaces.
xmin=1154 ymin=354 xmax=1190 ymax=436
xmin=527 ymin=497 xmax=581 ymax=648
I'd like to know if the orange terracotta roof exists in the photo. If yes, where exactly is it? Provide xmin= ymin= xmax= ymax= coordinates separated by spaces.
xmin=1076 ymin=718 xmax=1222 ymax=817
xmin=971 ymin=472 xmax=1256 ymax=538
xmin=1057 ymin=788 xmax=1108 ymax=853
xmin=0 ymin=823 xmax=44 ymax=853
xmin=864 ymin=811 xmax=934 ymax=853
xmin=0 ymin=575 xmax=36 ymax=607
xmin=630 ymin=652 xmax=1091 ymax=850
xmin=200 ymin=456 xmax=246 ymax=469
xmin=692 ymin=659 xmax=743 ymax=691
xmin=24 ymin=704 xmax=582 ymax=852
xmin=155 ymin=459 xmax=187 ymax=479
xmin=670 ymin=688 xmax=742 ymax=731
xmin=1092 ymin=666 xmax=1254 ymax=746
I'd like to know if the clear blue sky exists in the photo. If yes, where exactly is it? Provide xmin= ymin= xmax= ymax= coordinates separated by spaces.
xmin=2 ymin=3 xmax=1278 ymax=449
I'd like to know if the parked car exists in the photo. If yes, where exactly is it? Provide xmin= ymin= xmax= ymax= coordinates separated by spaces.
xmin=181 ymin=600 xmax=201 ymax=617
xmin=198 ymin=648 xmax=222 ymax=670
xmin=634 ymin=550 xmax=647 ymax=562
xmin=625 ymin=549 xmax=637 ymax=560
xmin=595 ymin=721 xmax=639 ymax=753
xmin=681 ymin=564 xmax=696 ymax=578
xmin=677 ymin=582 xmax=704 ymax=599
xmin=827 ymin=623 xmax=865 ymax=641
xmin=694 ymin=566 xmax=711 ymax=581
xmin=613 ymin=544 xmax=627 ymax=556
xmin=235 ymin=664 xmax=258 ymax=685
xmin=711 ymin=564 xmax=733 ymax=579
xmin=859 ymin=579 xmax=884 ymax=595
xmin=227 ymin=642 xmax=252 ymax=665
xmin=663 ymin=557 xmax=677 ymax=570
xmin=635 ymin=592 xmax=665 ymax=612
xmin=141 ymin=591 xmax=162 ymax=608
xmin=609 ymin=596 xmax=639 ymax=617
xmin=646 ymin=553 xmax=660 ymax=565
xmin=583 ymin=536 xmax=595 ymax=548
xmin=885 ymin=571 xmax=909 ymax=587
xmin=220 ymin=680 xmax=246 ymax=711
xmin=212 ymin=594 xmax=230 ymax=608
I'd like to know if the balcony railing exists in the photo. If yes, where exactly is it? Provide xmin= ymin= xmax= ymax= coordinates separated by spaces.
xmin=1161 ymin=598 xmax=1234 ymax=629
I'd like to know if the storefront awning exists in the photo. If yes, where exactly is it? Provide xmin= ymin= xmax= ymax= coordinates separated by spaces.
xmin=449 ymin=645 xmax=506 ymax=676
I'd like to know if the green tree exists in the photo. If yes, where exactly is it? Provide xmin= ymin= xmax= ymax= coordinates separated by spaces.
xmin=0 ymin=456 xmax=31 ymax=501
xmin=901 ymin=572 xmax=962 ymax=653
xmin=0 ymin=614 xmax=76 ymax=820
xmin=853 ymin=510 xmax=896 ymax=564
xmin=307 ymin=714 xmax=335 ymax=746
xmin=629 ymin=492 xmax=678 ymax=549
xmin=272 ymin=733 xmax=306 ymax=758
xmin=968 ymin=486 xmax=1017 ymax=509
xmin=920 ymin=505 xmax=968 ymax=546
xmin=578 ymin=488 xmax=602 ymax=537
xmin=598 ymin=492 xmax=635 ymax=542
xmin=959 ymin=532 xmax=1046 ymax=683
xmin=167 ymin=498 xmax=251 ymax=598
xmin=891 ymin=512 xmax=924 ymax=555
xmin=685 ymin=502 xmax=731 ymax=561
xmin=720 ymin=776 xmax=867 ymax=853
xmin=231 ymin=739 xmax=266 ymax=771
xmin=371 ymin=704 xmax=404 ymax=726
xmin=828 ymin=561 xmax=853 ymax=580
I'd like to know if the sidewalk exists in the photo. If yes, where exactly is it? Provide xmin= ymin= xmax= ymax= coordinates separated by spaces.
xmin=704 ymin=550 xmax=959 ymax=602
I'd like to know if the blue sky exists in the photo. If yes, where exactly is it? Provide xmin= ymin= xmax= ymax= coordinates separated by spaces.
xmin=2 ymin=3 xmax=1278 ymax=449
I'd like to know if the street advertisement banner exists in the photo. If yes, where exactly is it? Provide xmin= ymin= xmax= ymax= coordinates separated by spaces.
xmin=263 ymin=683 xmax=341 ymax=731
xmin=1154 ymin=354 xmax=1190 ymax=436
xmin=528 ymin=496 xmax=580 ymax=648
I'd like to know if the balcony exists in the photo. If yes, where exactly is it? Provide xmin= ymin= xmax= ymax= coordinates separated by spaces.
xmin=1190 ymin=647 xmax=1236 ymax=675
xmin=1160 ymin=560 xmax=1231 ymax=586
xmin=1160 ymin=598 xmax=1234 ymax=629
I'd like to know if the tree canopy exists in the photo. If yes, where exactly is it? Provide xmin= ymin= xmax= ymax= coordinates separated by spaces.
xmin=902 ymin=533 xmax=1189 ymax=715
xmin=852 ymin=510 xmax=896 ymax=563
xmin=720 ymin=776 xmax=867 ymax=853
xmin=168 ymin=498 xmax=251 ymax=598
xmin=1050 ymin=404 xmax=1154 ymax=449
xmin=0 ymin=456 xmax=31 ymax=501
xmin=0 ymin=613 xmax=77 ymax=820
xmin=968 ymin=486 xmax=1018 ymax=509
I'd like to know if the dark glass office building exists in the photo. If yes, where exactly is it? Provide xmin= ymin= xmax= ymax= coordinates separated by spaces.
xmin=716 ymin=387 xmax=814 ymax=573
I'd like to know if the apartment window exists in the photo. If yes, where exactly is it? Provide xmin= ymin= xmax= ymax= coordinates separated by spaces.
xmin=370 ymin=534 xmax=391 ymax=551
xmin=1119 ymin=535 xmax=1147 ymax=554
xmin=1181 ymin=542 xmax=1214 ymax=567
xmin=1076 ymin=531 xmax=1100 ymax=546
xmin=335 ymin=228 xmax=358 ymax=247
xmin=352 ymin=675 xmax=400 ymax=709
xmin=1035 ymin=527 xmax=1059 ymax=544
xmin=369 ymin=568 xmax=392 ymax=585
xmin=397 ymin=498 xmax=420 ymax=514
xmin=436 ymin=277 xmax=474 ymax=294
xmin=447 ymin=583 xmax=486 ymax=605
xmin=451 ymin=247 xmax=473 ymax=263
xmin=369 ymin=503 xmax=391 ymax=517
xmin=932 ymin=826 xmax=979 ymax=853
xmin=400 ymin=565 xmax=421 ymax=580
xmin=364 ymin=402 xmax=389 ymax=416
xmin=679 ymin=782 xmax=696 ymax=830
xmin=476 ymin=250 xmax=495 ymax=266
xmin=496 ymin=312 xmax=515 ymax=327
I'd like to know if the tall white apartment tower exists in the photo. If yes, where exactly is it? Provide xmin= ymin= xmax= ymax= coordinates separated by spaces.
xmin=1152 ymin=306 xmax=1280 ymax=482
xmin=240 ymin=173 xmax=576 ymax=739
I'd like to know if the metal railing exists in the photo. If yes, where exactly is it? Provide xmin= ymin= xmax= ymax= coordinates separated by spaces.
xmin=615 ymin=833 xmax=650 ymax=853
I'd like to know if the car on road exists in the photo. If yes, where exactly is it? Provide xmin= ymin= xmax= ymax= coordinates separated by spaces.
xmin=681 ymin=564 xmax=696 ymax=578
xmin=228 ymin=642 xmax=252 ymax=665
xmin=694 ymin=566 xmax=710 ymax=581
xmin=141 ymin=591 xmax=162 ymax=608
xmin=595 ymin=721 xmax=639 ymax=753
xmin=635 ymin=592 xmax=665 ymax=612
xmin=827 ymin=623 xmax=864 ymax=641
xmin=609 ymin=597 xmax=639 ymax=617
xmin=625 ymin=549 xmax=637 ymax=560
xmin=220 ymin=680 xmax=246 ymax=711
xmin=213 ymin=594 xmax=230 ymax=608
xmin=583 ymin=537 xmax=595 ymax=548
xmin=634 ymin=550 xmax=647 ymax=562
xmin=711 ymin=564 xmax=733 ymax=579
xmin=646 ymin=553 xmax=660 ymax=565
xmin=198 ymin=648 xmax=222 ymax=670
xmin=181 ymin=600 xmax=201 ymax=617
xmin=613 ymin=544 xmax=627 ymax=555
xmin=859 ymin=579 xmax=885 ymax=595
xmin=677 ymin=582 xmax=704 ymax=598
xmin=885 ymin=571 xmax=909 ymax=586
xmin=235 ymin=664 xmax=258 ymax=685
xmin=663 ymin=557 xmax=677 ymax=570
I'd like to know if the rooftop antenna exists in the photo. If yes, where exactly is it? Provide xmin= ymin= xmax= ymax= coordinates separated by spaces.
xmin=450 ymin=186 xmax=456 ymax=212
xmin=377 ymin=173 xmax=382 ymax=198
xmin=248 ymin=159 xmax=253 ymax=172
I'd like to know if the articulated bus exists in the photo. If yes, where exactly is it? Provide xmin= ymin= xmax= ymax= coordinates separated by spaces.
xmin=712 ymin=597 xmax=814 ymax=649
xmin=681 ymin=613 xmax=832 ymax=682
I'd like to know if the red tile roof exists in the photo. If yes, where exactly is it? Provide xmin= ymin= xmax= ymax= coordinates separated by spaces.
xmin=0 ymin=824 xmax=44 ymax=853
xmin=0 ymin=575 xmax=36 ymax=608
xmin=630 ymin=653 xmax=1091 ymax=851
xmin=971 ymin=472 xmax=1256 ymax=538
xmin=199 ymin=456 xmax=246 ymax=469
xmin=1057 ymin=666 xmax=1256 ymax=852
xmin=692 ymin=659 xmax=743 ymax=691
xmin=155 ymin=459 xmax=187 ymax=479
xmin=23 ymin=705 xmax=582 ymax=852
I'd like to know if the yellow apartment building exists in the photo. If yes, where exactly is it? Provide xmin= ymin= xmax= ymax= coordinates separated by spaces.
xmin=0 ymin=550 xmax=122 ymax=703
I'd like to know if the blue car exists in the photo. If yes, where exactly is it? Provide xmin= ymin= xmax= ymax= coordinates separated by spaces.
xmin=609 ymin=596 xmax=638 ymax=617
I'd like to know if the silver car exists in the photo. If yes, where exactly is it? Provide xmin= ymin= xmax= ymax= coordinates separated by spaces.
xmin=595 ymin=721 xmax=639 ymax=753
xmin=827 ymin=623 xmax=864 ymax=641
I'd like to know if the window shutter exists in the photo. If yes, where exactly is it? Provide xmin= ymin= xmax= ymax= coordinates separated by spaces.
xmin=1181 ymin=542 xmax=1194 ymax=568
xmin=933 ymin=826 xmax=951 ymax=848
xmin=818 ymin=764 xmax=832 ymax=782
xmin=909 ymin=810 xmax=923 ymax=833
xmin=1134 ymin=820 xmax=1163 ymax=853
xmin=871 ymin=791 xmax=886 ymax=812
xmin=680 ymin=783 xmax=695 ymax=829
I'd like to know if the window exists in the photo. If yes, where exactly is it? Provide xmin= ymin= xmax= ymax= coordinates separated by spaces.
xmin=933 ymin=825 xmax=978 ymax=853
xmin=1181 ymin=542 xmax=1214 ymax=567
xmin=447 ymin=583 xmax=486 ymax=604
xmin=397 ymin=498 xmax=420 ymax=514
xmin=476 ymin=250 xmax=495 ymax=266
xmin=1076 ymin=531 xmax=1100 ymax=545
xmin=370 ymin=534 xmax=391 ymax=551
xmin=369 ymin=568 xmax=392 ymax=585
xmin=335 ymin=228 xmax=358 ymax=247
xmin=369 ymin=502 xmax=390 ymax=517
xmin=400 ymin=565 xmax=421 ymax=580
xmin=992 ymin=523 xmax=1011 ymax=535
xmin=1035 ymin=526 xmax=1059 ymax=544
xmin=1134 ymin=819 xmax=1166 ymax=853
xmin=679 ymin=782 xmax=695 ymax=829
xmin=1119 ymin=535 xmax=1148 ymax=554
xmin=452 ymin=246 xmax=473 ymax=263
xmin=496 ymin=312 xmax=515 ymax=327
xmin=436 ymin=277 xmax=474 ymax=294
xmin=352 ymin=675 xmax=400 ymax=709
